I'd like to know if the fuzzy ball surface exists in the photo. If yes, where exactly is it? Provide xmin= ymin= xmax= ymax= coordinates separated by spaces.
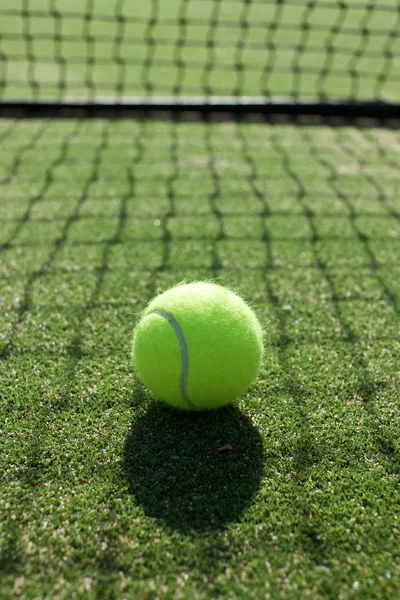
xmin=132 ymin=282 xmax=264 ymax=411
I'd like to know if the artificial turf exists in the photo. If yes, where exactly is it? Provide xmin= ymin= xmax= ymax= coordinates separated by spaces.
xmin=0 ymin=116 xmax=400 ymax=599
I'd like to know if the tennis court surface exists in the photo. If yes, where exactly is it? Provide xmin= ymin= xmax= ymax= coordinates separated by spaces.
xmin=1 ymin=2 xmax=400 ymax=599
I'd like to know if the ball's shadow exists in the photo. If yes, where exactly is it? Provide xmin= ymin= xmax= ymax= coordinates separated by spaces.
xmin=122 ymin=402 xmax=264 ymax=533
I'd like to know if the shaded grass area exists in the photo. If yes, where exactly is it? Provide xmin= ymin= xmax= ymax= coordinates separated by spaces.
xmin=0 ymin=117 xmax=400 ymax=599
xmin=0 ymin=0 xmax=399 ymax=101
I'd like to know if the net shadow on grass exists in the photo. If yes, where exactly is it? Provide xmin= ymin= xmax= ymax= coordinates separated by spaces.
xmin=299 ymin=122 xmax=400 ymax=478
xmin=0 ymin=120 xmax=83 ymax=361
xmin=0 ymin=120 xmax=48 ymax=186
xmin=0 ymin=121 xmax=121 ymax=582
xmin=235 ymin=116 xmax=399 ymax=562
xmin=0 ymin=119 xmax=18 ymax=143
xmin=122 ymin=399 xmax=264 ymax=533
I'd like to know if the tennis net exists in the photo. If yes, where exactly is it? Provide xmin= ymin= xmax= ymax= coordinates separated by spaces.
xmin=0 ymin=0 xmax=399 ymax=111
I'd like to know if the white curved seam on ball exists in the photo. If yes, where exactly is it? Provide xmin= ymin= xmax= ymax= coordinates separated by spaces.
xmin=149 ymin=309 xmax=198 ymax=409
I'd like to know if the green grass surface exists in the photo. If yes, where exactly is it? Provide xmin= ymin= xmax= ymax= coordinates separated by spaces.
xmin=1 ymin=0 xmax=399 ymax=101
xmin=1 ymin=116 xmax=400 ymax=599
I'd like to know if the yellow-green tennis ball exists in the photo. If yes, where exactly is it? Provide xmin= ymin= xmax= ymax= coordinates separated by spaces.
xmin=131 ymin=282 xmax=264 ymax=411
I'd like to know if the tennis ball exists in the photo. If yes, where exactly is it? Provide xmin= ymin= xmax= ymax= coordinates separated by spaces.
xmin=131 ymin=282 xmax=264 ymax=411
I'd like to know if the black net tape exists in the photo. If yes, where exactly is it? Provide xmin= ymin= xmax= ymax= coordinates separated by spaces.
xmin=0 ymin=0 xmax=399 ymax=105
